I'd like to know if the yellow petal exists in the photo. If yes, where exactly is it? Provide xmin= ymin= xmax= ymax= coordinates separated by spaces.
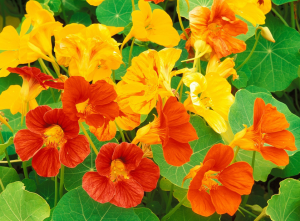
xmin=0 ymin=85 xmax=21 ymax=112
xmin=0 ymin=26 xmax=20 ymax=50
xmin=86 ymin=0 xmax=105 ymax=6
xmin=0 ymin=51 xmax=19 ymax=77
xmin=201 ymin=109 xmax=227 ymax=134
xmin=257 ymin=0 xmax=271 ymax=14
xmin=106 ymin=26 xmax=124 ymax=36
xmin=20 ymin=18 xmax=32 ymax=37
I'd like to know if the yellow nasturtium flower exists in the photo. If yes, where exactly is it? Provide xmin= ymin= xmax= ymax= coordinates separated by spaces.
xmin=122 ymin=0 xmax=180 ymax=48
xmin=86 ymin=0 xmax=105 ymax=6
xmin=54 ymin=24 xmax=123 ymax=82
xmin=183 ymin=72 xmax=234 ymax=134
xmin=225 ymin=0 xmax=271 ymax=26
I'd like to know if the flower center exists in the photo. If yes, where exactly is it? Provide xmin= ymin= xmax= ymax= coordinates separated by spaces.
xmin=76 ymin=99 xmax=95 ymax=120
xmin=200 ymin=170 xmax=220 ymax=192
xmin=110 ymin=159 xmax=129 ymax=182
xmin=258 ymin=0 xmax=264 ymax=5
xmin=208 ymin=22 xmax=222 ymax=34
xmin=44 ymin=125 xmax=65 ymax=148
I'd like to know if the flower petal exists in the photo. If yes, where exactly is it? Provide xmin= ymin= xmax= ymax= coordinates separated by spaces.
xmin=259 ymin=146 xmax=289 ymax=166
xmin=210 ymin=186 xmax=241 ymax=216
xmin=169 ymin=122 xmax=198 ymax=143
xmin=109 ymin=179 xmax=144 ymax=208
xmin=163 ymin=97 xmax=190 ymax=127
xmin=26 ymin=105 xmax=52 ymax=134
xmin=90 ymin=119 xmax=117 ymax=142
xmin=59 ymin=135 xmax=90 ymax=168
xmin=219 ymin=162 xmax=254 ymax=195
xmin=32 ymin=147 xmax=61 ymax=177
xmin=188 ymin=189 xmax=215 ymax=217
xmin=82 ymin=172 xmax=115 ymax=203
xmin=96 ymin=143 xmax=118 ymax=176
xmin=253 ymin=98 xmax=265 ymax=130
xmin=89 ymin=80 xmax=118 ymax=106
xmin=263 ymin=130 xmax=296 ymax=151
xmin=14 ymin=129 xmax=44 ymax=161
xmin=129 ymin=158 xmax=160 ymax=192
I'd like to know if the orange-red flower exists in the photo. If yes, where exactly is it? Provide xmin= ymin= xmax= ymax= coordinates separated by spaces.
xmin=189 ymin=0 xmax=248 ymax=59
xmin=230 ymin=98 xmax=297 ymax=166
xmin=14 ymin=106 xmax=90 ymax=177
xmin=132 ymin=96 xmax=198 ymax=166
xmin=185 ymin=144 xmax=254 ymax=217
xmin=145 ymin=0 xmax=165 ymax=3
xmin=82 ymin=142 xmax=160 ymax=208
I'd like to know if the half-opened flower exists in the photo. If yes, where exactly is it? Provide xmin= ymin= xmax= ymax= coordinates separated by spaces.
xmin=14 ymin=106 xmax=90 ymax=177
xmin=189 ymin=0 xmax=248 ymax=59
xmin=82 ymin=142 xmax=160 ymax=208
xmin=184 ymin=144 xmax=254 ymax=217
xmin=132 ymin=96 xmax=198 ymax=166
xmin=230 ymin=98 xmax=297 ymax=166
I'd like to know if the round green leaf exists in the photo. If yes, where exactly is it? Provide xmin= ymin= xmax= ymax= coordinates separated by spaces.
xmin=0 ymin=181 xmax=50 ymax=221
xmin=272 ymin=0 xmax=297 ymax=5
xmin=178 ymin=0 xmax=213 ymax=19
xmin=152 ymin=116 xmax=223 ymax=188
xmin=52 ymin=187 xmax=140 ymax=220
xmin=134 ymin=207 xmax=159 ymax=221
xmin=232 ymin=71 xmax=248 ymax=89
xmin=22 ymin=178 xmax=37 ymax=192
xmin=0 ymin=73 xmax=22 ymax=94
xmin=0 ymin=166 xmax=20 ymax=188
xmin=236 ymin=15 xmax=300 ymax=92
xmin=70 ymin=12 xmax=92 ymax=26
xmin=168 ymin=206 xmax=220 ymax=221
xmin=271 ymin=151 xmax=300 ymax=178
xmin=266 ymin=178 xmax=300 ymax=220
xmin=36 ymin=180 xmax=56 ymax=208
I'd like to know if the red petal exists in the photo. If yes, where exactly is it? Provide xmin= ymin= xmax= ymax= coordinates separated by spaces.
xmin=32 ymin=147 xmax=61 ymax=177
xmin=219 ymin=162 xmax=254 ymax=195
xmin=90 ymin=119 xmax=117 ymax=142
xmin=44 ymin=81 xmax=64 ymax=90
xmin=62 ymin=76 xmax=90 ymax=121
xmin=26 ymin=105 xmax=52 ymax=134
xmin=188 ymin=189 xmax=215 ymax=217
xmin=169 ymin=122 xmax=198 ymax=143
xmin=96 ymin=143 xmax=118 ymax=176
xmin=253 ymin=98 xmax=265 ymax=130
xmin=112 ymin=143 xmax=144 ymax=171
xmin=129 ymin=158 xmax=160 ymax=192
xmin=14 ymin=129 xmax=44 ymax=161
xmin=59 ymin=135 xmax=90 ymax=168
xmin=263 ymin=130 xmax=296 ymax=151
xmin=203 ymin=144 xmax=234 ymax=171
xmin=109 ymin=179 xmax=144 ymax=208
xmin=89 ymin=80 xmax=118 ymax=105
xmin=163 ymin=97 xmax=190 ymax=127
xmin=85 ymin=114 xmax=105 ymax=128
xmin=259 ymin=146 xmax=289 ymax=166
xmin=94 ymin=102 xmax=119 ymax=121
xmin=82 ymin=172 xmax=115 ymax=203
xmin=43 ymin=108 xmax=80 ymax=139
xmin=210 ymin=186 xmax=241 ymax=216
xmin=163 ymin=138 xmax=193 ymax=166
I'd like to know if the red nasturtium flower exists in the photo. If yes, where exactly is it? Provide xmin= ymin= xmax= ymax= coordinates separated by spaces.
xmin=230 ymin=98 xmax=297 ymax=166
xmin=82 ymin=142 xmax=160 ymax=208
xmin=184 ymin=144 xmax=254 ymax=217
xmin=14 ymin=106 xmax=90 ymax=177
xmin=62 ymin=76 xmax=119 ymax=140
xmin=189 ymin=0 xmax=248 ymax=59
xmin=132 ymin=96 xmax=198 ymax=166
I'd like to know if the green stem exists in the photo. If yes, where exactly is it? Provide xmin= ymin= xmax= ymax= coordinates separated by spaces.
xmin=128 ymin=38 xmax=135 ymax=67
xmin=179 ymin=81 xmax=184 ymax=103
xmin=0 ymin=132 xmax=12 ymax=168
xmin=163 ymin=0 xmax=169 ymax=10
xmin=131 ymin=0 xmax=135 ymax=10
xmin=0 ymin=178 xmax=4 ymax=192
xmin=0 ymin=159 xmax=22 ymax=163
xmin=34 ymin=170 xmax=39 ymax=185
xmin=291 ymin=2 xmax=295 ymax=29
xmin=115 ymin=122 xmax=125 ymax=142
xmin=112 ymin=70 xmax=116 ymax=83
xmin=59 ymin=164 xmax=65 ymax=199
xmin=239 ymin=206 xmax=257 ymax=218
xmin=177 ymin=0 xmax=188 ymax=39
xmin=60 ymin=65 xmax=69 ymax=76
xmin=54 ymin=175 xmax=58 ymax=207
xmin=79 ymin=122 xmax=98 ymax=155
xmin=251 ymin=151 xmax=256 ymax=173
xmin=231 ymin=146 xmax=240 ymax=164
xmin=236 ymin=32 xmax=261 ymax=71
xmin=124 ymin=132 xmax=132 ymax=142
xmin=295 ymin=89 xmax=300 ymax=110
xmin=23 ymin=161 xmax=29 ymax=179
xmin=284 ymin=4 xmax=289 ymax=20
xmin=38 ymin=58 xmax=54 ymax=78
xmin=272 ymin=7 xmax=289 ymax=27
xmin=267 ymin=176 xmax=277 ymax=195
xmin=161 ymin=194 xmax=187 ymax=221
xmin=50 ymin=88 xmax=57 ymax=103
xmin=166 ymin=184 xmax=174 ymax=213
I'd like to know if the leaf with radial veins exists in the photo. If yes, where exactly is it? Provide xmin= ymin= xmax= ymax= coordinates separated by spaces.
xmin=178 ymin=0 xmax=213 ymax=19
xmin=272 ymin=0 xmax=297 ymax=5
xmin=152 ymin=115 xmax=223 ymax=188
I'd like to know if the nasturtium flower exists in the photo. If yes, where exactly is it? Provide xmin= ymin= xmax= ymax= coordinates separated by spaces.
xmin=225 ymin=0 xmax=271 ymax=26
xmin=62 ymin=76 xmax=120 ymax=141
xmin=145 ymin=0 xmax=165 ymax=3
xmin=189 ymin=0 xmax=248 ymax=59
xmin=122 ymin=0 xmax=180 ymax=48
xmin=55 ymin=24 xmax=123 ymax=82
xmin=132 ymin=96 xmax=198 ymax=166
xmin=184 ymin=144 xmax=254 ymax=217
xmin=25 ymin=1 xmax=55 ymax=26
xmin=183 ymin=72 xmax=234 ymax=134
xmin=0 ymin=67 xmax=56 ymax=116
xmin=230 ymin=98 xmax=297 ymax=166
xmin=83 ymin=142 xmax=160 ymax=208
xmin=14 ymin=106 xmax=90 ymax=177
xmin=117 ymin=48 xmax=182 ymax=115
xmin=86 ymin=0 xmax=105 ymax=6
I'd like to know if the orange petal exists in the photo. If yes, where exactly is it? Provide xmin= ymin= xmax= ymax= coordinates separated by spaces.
xmin=188 ymin=189 xmax=215 ymax=217
xmin=168 ymin=122 xmax=198 ymax=143
xmin=210 ymin=186 xmax=241 ymax=216
xmin=89 ymin=120 xmax=117 ymax=142
xmin=163 ymin=97 xmax=190 ymax=127
xmin=253 ymin=98 xmax=265 ymax=130
xmin=263 ymin=130 xmax=296 ymax=151
xmin=259 ymin=146 xmax=289 ymax=166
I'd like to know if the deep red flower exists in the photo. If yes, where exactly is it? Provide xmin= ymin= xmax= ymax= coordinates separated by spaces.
xmin=82 ymin=142 xmax=160 ymax=208
xmin=14 ymin=105 xmax=90 ymax=177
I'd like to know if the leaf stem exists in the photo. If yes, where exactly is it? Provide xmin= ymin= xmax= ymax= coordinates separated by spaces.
xmin=0 ymin=159 xmax=22 ymax=163
xmin=267 ymin=176 xmax=277 ymax=195
xmin=163 ymin=0 xmax=169 ymax=10
xmin=166 ymin=184 xmax=174 ymax=213
xmin=251 ymin=151 xmax=256 ymax=173
xmin=179 ymin=81 xmax=184 ymax=103
xmin=177 ymin=0 xmax=188 ymax=39
xmin=79 ymin=122 xmax=98 ymax=155
xmin=112 ymin=70 xmax=116 ymax=83
xmin=239 ymin=206 xmax=257 ymax=218
xmin=38 ymin=58 xmax=54 ymax=78
xmin=23 ymin=161 xmax=29 ymax=179
xmin=231 ymin=146 xmax=240 ymax=164
xmin=0 ymin=178 xmax=4 ymax=192
xmin=161 ymin=194 xmax=187 ymax=221
xmin=291 ymin=2 xmax=295 ymax=29
xmin=34 ymin=170 xmax=39 ymax=185
xmin=54 ymin=175 xmax=58 ymax=207
xmin=131 ymin=0 xmax=135 ymax=11
xmin=59 ymin=164 xmax=65 ymax=199
xmin=271 ymin=7 xmax=289 ymax=27
xmin=115 ymin=122 xmax=125 ymax=142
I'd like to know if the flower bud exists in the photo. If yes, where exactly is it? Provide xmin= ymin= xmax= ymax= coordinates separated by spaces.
xmin=258 ymin=26 xmax=275 ymax=43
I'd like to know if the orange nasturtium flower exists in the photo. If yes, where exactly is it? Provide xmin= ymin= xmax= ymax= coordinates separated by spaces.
xmin=0 ymin=67 xmax=60 ymax=116
xmin=122 ymin=0 xmax=180 ymax=48
xmin=189 ymin=0 xmax=248 ymax=59
xmin=183 ymin=72 xmax=234 ymax=134
xmin=184 ymin=144 xmax=254 ymax=217
xmin=83 ymin=142 xmax=160 ymax=208
xmin=117 ymin=48 xmax=182 ymax=115
xmin=62 ymin=76 xmax=120 ymax=141
xmin=55 ymin=24 xmax=123 ymax=82
xmin=14 ymin=106 xmax=90 ymax=177
xmin=132 ymin=96 xmax=198 ymax=166
xmin=230 ymin=98 xmax=297 ymax=166
xmin=225 ymin=0 xmax=271 ymax=26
